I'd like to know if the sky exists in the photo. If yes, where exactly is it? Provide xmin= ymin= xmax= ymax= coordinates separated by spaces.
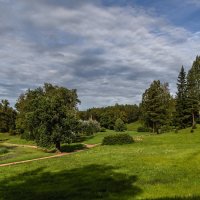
xmin=0 ymin=0 xmax=200 ymax=110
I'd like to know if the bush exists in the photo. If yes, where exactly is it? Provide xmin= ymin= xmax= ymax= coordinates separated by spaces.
xmin=114 ymin=118 xmax=127 ymax=132
xmin=137 ymin=126 xmax=149 ymax=132
xmin=102 ymin=133 xmax=134 ymax=145
xmin=0 ymin=147 xmax=9 ymax=154
xmin=79 ymin=119 xmax=101 ymax=136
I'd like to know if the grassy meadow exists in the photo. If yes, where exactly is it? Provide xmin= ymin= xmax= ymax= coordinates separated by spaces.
xmin=1 ymin=124 xmax=200 ymax=199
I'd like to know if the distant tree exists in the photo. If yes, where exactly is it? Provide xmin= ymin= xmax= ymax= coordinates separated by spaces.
xmin=141 ymin=80 xmax=172 ymax=134
xmin=79 ymin=104 xmax=139 ymax=129
xmin=0 ymin=99 xmax=16 ymax=133
xmin=114 ymin=118 xmax=127 ymax=132
xmin=15 ymin=83 xmax=80 ymax=151
xmin=175 ymin=66 xmax=190 ymax=128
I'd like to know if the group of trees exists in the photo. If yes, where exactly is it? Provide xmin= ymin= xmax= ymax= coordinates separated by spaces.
xmin=175 ymin=56 xmax=200 ymax=128
xmin=140 ymin=56 xmax=200 ymax=133
xmin=1 ymin=56 xmax=200 ymax=149
xmin=79 ymin=104 xmax=139 ymax=129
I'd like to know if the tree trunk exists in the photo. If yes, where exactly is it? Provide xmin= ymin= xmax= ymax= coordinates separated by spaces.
xmin=153 ymin=122 xmax=155 ymax=133
xmin=56 ymin=142 xmax=61 ymax=152
xmin=192 ymin=112 xmax=195 ymax=128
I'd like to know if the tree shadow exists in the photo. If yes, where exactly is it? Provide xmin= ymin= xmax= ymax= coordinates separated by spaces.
xmin=147 ymin=197 xmax=200 ymax=200
xmin=61 ymin=143 xmax=86 ymax=152
xmin=0 ymin=164 xmax=142 ymax=200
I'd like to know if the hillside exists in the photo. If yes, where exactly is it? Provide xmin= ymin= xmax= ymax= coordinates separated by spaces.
xmin=1 ymin=125 xmax=200 ymax=199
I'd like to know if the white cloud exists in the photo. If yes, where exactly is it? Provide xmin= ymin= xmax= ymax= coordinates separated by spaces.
xmin=0 ymin=1 xmax=199 ymax=109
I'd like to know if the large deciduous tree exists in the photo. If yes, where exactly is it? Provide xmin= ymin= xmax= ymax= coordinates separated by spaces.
xmin=15 ymin=83 xmax=80 ymax=151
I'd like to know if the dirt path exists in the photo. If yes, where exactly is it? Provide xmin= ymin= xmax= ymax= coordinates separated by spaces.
xmin=0 ymin=143 xmax=99 ymax=167
xmin=2 ymin=142 xmax=38 ymax=149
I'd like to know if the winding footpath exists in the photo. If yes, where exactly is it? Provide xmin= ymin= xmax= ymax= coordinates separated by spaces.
xmin=0 ymin=143 xmax=98 ymax=167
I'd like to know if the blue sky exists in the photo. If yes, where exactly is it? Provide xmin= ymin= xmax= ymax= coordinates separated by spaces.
xmin=0 ymin=0 xmax=199 ymax=109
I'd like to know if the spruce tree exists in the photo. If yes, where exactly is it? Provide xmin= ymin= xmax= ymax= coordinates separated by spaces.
xmin=187 ymin=68 xmax=199 ymax=127
xmin=175 ymin=66 xmax=189 ymax=128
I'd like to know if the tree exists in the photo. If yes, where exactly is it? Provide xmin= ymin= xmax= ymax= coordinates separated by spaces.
xmin=141 ymin=80 xmax=172 ymax=134
xmin=15 ymin=83 xmax=80 ymax=151
xmin=184 ymin=56 xmax=200 ymax=127
xmin=114 ymin=118 xmax=126 ymax=132
xmin=175 ymin=66 xmax=190 ymax=128
xmin=0 ymin=99 xmax=16 ymax=133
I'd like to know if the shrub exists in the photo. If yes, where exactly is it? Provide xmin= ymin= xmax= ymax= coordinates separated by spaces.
xmin=102 ymin=133 xmax=134 ymax=145
xmin=79 ymin=119 xmax=101 ymax=136
xmin=0 ymin=147 xmax=9 ymax=154
xmin=137 ymin=126 xmax=149 ymax=132
xmin=114 ymin=118 xmax=127 ymax=132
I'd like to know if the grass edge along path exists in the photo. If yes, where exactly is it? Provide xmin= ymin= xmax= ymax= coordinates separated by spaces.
xmin=0 ymin=143 xmax=98 ymax=167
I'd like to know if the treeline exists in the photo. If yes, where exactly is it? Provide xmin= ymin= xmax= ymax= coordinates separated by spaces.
xmin=1 ymin=55 xmax=200 ymax=149
xmin=140 ymin=56 xmax=200 ymax=133
xmin=79 ymin=104 xmax=139 ymax=129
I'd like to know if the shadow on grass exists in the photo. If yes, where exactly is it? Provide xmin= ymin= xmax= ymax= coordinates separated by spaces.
xmin=0 ymin=164 xmax=141 ymax=200
xmin=148 ymin=197 xmax=200 ymax=200
xmin=60 ymin=143 xmax=86 ymax=152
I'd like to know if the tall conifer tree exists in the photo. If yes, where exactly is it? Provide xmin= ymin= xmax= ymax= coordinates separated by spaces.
xmin=184 ymin=56 xmax=200 ymax=127
xmin=175 ymin=66 xmax=189 ymax=128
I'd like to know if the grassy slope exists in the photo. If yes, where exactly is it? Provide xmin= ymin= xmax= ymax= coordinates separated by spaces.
xmin=1 ymin=125 xmax=200 ymax=199
xmin=0 ymin=133 xmax=55 ymax=164
xmin=0 ymin=133 xmax=36 ymax=145
xmin=83 ymin=121 xmax=143 ymax=144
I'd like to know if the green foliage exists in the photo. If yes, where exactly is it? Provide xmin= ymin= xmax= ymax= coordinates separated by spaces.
xmin=15 ymin=83 xmax=80 ymax=150
xmin=79 ymin=104 xmax=139 ymax=129
xmin=78 ymin=119 xmax=101 ymax=136
xmin=140 ymin=80 xmax=173 ymax=134
xmin=114 ymin=118 xmax=127 ymax=132
xmin=175 ymin=66 xmax=190 ymax=129
xmin=186 ymin=56 xmax=200 ymax=127
xmin=0 ymin=99 xmax=17 ymax=133
xmin=0 ymin=147 xmax=9 ymax=154
xmin=102 ymin=133 xmax=134 ymax=145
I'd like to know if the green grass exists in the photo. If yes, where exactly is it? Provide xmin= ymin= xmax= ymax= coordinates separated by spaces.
xmin=0 ymin=143 xmax=54 ymax=164
xmin=0 ymin=133 xmax=36 ymax=145
xmin=1 ymin=125 xmax=200 ymax=199
xmin=127 ymin=121 xmax=142 ymax=131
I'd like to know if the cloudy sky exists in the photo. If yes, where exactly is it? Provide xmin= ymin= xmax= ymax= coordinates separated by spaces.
xmin=0 ymin=0 xmax=200 ymax=109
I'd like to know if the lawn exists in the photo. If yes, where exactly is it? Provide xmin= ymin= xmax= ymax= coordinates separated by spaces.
xmin=1 ymin=125 xmax=200 ymax=199
xmin=0 ymin=142 xmax=55 ymax=165
xmin=0 ymin=133 xmax=36 ymax=145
